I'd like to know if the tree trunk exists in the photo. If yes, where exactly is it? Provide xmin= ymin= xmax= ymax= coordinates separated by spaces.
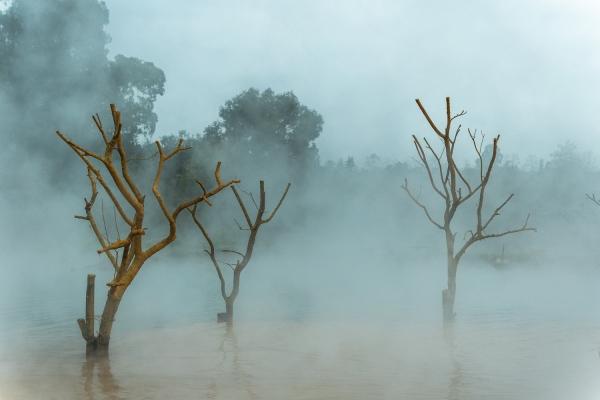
xmin=442 ymin=228 xmax=458 ymax=324
xmin=218 ymin=299 xmax=234 ymax=323
xmin=96 ymin=286 xmax=126 ymax=353
xmin=218 ymin=270 xmax=240 ymax=324
xmin=226 ymin=300 xmax=234 ymax=322
xmin=443 ymin=259 xmax=458 ymax=324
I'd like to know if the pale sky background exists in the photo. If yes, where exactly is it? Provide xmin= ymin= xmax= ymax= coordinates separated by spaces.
xmin=103 ymin=0 xmax=600 ymax=164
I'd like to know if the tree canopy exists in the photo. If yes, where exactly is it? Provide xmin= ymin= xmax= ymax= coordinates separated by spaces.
xmin=0 ymin=0 xmax=165 ymax=158
xmin=203 ymin=88 xmax=323 ymax=179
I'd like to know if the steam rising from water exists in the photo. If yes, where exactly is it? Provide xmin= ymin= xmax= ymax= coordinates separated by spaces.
xmin=2 ymin=1 xmax=600 ymax=399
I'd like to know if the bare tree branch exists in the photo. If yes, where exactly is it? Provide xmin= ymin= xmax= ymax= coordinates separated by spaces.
xmin=413 ymin=136 xmax=447 ymax=199
xmin=76 ymin=169 xmax=119 ymax=271
xmin=241 ymin=189 xmax=259 ymax=211
xmin=586 ymin=193 xmax=600 ymax=207
xmin=481 ymin=193 xmax=514 ymax=231
xmin=402 ymin=178 xmax=444 ymax=229
xmin=222 ymin=249 xmax=245 ymax=258
xmin=231 ymin=186 xmax=252 ymax=228
xmin=415 ymin=98 xmax=444 ymax=139
xmin=188 ymin=205 xmax=228 ymax=300
xmin=233 ymin=218 xmax=251 ymax=231
xmin=144 ymin=152 xmax=239 ymax=260
xmin=262 ymin=183 xmax=291 ymax=223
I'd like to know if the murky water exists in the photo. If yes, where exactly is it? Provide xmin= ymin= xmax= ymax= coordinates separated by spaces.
xmin=1 ymin=320 xmax=599 ymax=400
xmin=1 ymin=259 xmax=600 ymax=399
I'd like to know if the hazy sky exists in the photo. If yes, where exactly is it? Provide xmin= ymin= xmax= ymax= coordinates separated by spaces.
xmin=103 ymin=0 xmax=600 ymax=163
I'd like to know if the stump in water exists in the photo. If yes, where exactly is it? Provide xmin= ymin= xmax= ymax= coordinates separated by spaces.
xmin=77 ymin=274 xmax=97 ymax=353
xmin=217 ymin=302 xmax=234 ymax=323
xmin=217 ymin=313 xmax=228 ymax=323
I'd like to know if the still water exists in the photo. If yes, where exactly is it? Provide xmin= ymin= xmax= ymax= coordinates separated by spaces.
xmin=1 ymin=259 xmax=599 ymax=399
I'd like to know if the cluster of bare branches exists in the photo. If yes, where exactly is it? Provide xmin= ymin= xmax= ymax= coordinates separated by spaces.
xmin=586 ymin=193 xmax=600 ymax=207
xmin=188 ymin=181 xmax=291 ymax=323
xmin=402 ymin=98 xmax=534 ymax=260
xmin=58 ymin=104 xmax=238 ymax=351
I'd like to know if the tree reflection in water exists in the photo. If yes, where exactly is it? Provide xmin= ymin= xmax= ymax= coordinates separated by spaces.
xmin=444 ymin=323 xmax=465 ymax=400
xmin=81 ymin=354 xmax=122 ymax=400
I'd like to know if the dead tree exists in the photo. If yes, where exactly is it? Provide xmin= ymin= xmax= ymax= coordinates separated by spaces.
xmin=402 ymin=97 xmax=534 ymax=323
xmin=57 ymin=104 xmax=238 ymax=353
xmin=586 ymin=193 xmax=600 ymax=207
xmin=188 ymin=181 xmax=290 ymax=324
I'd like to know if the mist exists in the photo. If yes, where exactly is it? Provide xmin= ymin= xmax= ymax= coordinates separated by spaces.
xmin=1 ymin=1 xmax=600 ymax=399
xmin=104 ymin=0 xmax=600 ymax=163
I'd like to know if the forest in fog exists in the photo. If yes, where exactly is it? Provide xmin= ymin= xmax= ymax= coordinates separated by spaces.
xmin=2 ymin=1 xmax=600 ymax=399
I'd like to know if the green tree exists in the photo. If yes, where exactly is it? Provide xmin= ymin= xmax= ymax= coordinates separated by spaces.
xmin=203 ymin=88 xmax=323 ymax=181
xmin=0 ymin=0 xmax=165 ymax=158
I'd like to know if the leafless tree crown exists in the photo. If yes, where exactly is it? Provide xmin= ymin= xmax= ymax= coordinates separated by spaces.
xmin=188 ymin=181 xmax=291 ymax=303
xmin=402 ymin=97 xmax=535 ymax=260
xmin=57 ymin=104 xmax=239 ymax=289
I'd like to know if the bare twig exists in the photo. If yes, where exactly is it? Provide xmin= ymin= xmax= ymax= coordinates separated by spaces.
xmin=402 ymin=178 xmax=444 ymax=229
xmin=241 ymin=189 xmax=259 ymax=210
xmin=586 ymin=193 xmax=600 ymax=207
xmin=222 ymin=249 xmax=245 ymax=258
xmin=262 ymin=183 xmax=291 ymax=223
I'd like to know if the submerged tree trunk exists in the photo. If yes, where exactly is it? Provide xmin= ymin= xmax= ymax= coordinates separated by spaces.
xmin=443 ymin=258 xmax=458 ymax=324
xmin=217 ymin=300 xmax=234 ymax=323
xmin=442 ymin=229 xmax=457 ymax=324
xmin=225 ymin=300 xmax=235 ymax=323
xmin=218 ymin=271 xmax=240 ymax=324
xmin=78 ymin=276 xmax=126 ymax=355
xmin=97 ymin=286 xmax=126 ymax=352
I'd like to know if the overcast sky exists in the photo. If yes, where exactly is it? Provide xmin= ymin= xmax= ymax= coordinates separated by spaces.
xmin=103 ymin=0 xmax=600 ymax=164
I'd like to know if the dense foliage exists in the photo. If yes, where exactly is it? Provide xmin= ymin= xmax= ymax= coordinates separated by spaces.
xmin=0 ymin=0 xmax=165 ymax=162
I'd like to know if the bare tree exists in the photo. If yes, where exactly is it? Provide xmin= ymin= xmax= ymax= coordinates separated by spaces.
xmin=402 ymin=97 xmax=535 ymax=323
xmin=586 ymin=193 xmax=600 ymax=207
xmin=57 ymin=104 xmax=238 ymax=353
xmin=188 ymin=181 xmax=291 ymax=324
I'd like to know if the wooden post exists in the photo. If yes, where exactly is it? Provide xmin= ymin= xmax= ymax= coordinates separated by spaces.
xmin=86 ymin=274 xmax=95 ymax=340
xmin=78 ymin=274 xmax=97 ymax=349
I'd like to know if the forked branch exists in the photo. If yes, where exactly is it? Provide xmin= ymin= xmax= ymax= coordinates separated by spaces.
xmin=74 ymin=169 xmax=119 ymax=271
xmin=145 ymin=155 xmax=239 ymax=260
xmin=402 ymin=178 xmax=444 ymax=229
